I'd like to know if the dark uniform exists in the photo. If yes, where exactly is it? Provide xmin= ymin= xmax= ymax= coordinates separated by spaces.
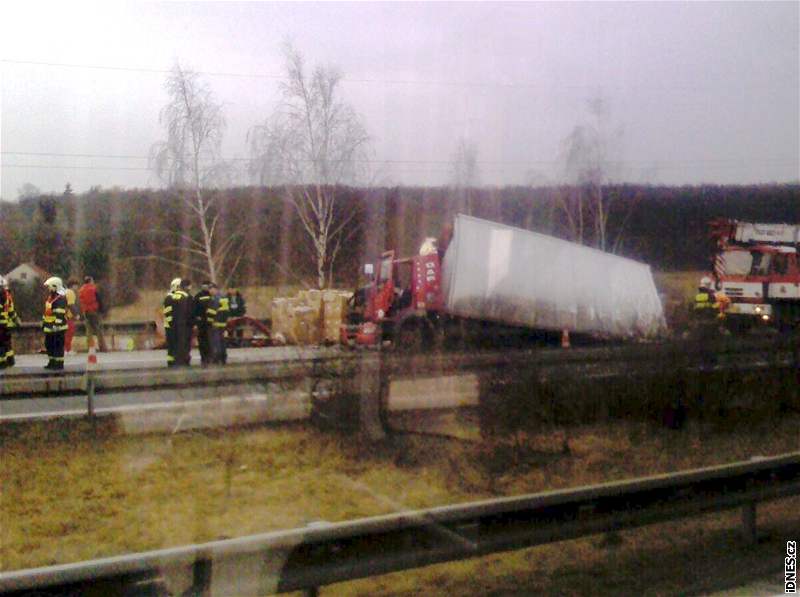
xmin=163 ymin=290 xmax=177 ymax=367
xmin=193 ymin=287 xmax=216 ymax=366
xmin=229 ymin=291 xmax=246 ymax=317
xmin=163 ymin=287 xmax=192 ymax=367
xmin=228 ymin=291 xmax=246 ymax=345
xmin=43 ymin=292 xmax=68 ymax=370
xmin=692 ymin=284 xmax=721 ymax=365
xmin=212 ymin=294 xmax=230 ymax=364
xmin=0 ymin=288 xmax=21 ymax=369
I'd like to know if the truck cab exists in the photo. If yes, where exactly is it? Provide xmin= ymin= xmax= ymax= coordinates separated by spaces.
xmin=342 ymin=250 xmax=444 ymax=347
xmin=717 ymin=244 xmax=800 ymax=324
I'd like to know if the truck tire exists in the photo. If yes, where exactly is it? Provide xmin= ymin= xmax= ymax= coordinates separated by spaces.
xmin=395 ymin=319 xmax=428 ymax=353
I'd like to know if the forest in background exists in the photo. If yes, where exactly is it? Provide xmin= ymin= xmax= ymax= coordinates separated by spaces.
xmin=1 ymin=183 xmax=798 ymax=311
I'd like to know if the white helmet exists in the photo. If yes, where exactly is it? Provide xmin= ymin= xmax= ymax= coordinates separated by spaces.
xmin=44 ymin=276 xmax=64 ymax=292
xmin=0 ymin=275 xmax=6 ymax=288
xmin=700 ymin=276 xmax=712 ymax=288
xmin=170 ymin=277 xmax=182 ymax=291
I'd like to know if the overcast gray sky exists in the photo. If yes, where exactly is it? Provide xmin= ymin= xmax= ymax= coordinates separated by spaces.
xmin=1 ymin=1 xmax=798 ymax=199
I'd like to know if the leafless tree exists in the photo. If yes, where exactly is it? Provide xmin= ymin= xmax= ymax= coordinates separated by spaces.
xmin=450 ymin=138 xmax=480 ymax=216
xmin=16 ymin=183 xmax=41 ymax=200
xmin=248 ymin=43 xmax=370 ymax=289
xmin=558 ymin=96 xmax=629 ymax=252
xmin=150 ymin=64 xmax=238 ymax=285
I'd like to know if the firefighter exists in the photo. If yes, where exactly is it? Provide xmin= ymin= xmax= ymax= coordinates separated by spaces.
xmin=227 ymin=288 xmax=246 ymax=346
xmin=42 ymin=276 xmax=68 ymax=370
xmin=177 ymin=279 xmax=194 ymax=366
xmin=0 ymin=276 xmax=21 ymax=369
xmin=691 ymin=275 xmax=720 ymax=340
xmin=694 ymin=276 xmax=716 ymax=314
xmin=163 ymin=278 xmax=191 ymax=368
xmin=64 ymin=279 xmax=79 ymax=355
xmin=193 ymin=281 xmax=216 ymax=367
xmin=212 ymin=284 xmax=230 ymax=364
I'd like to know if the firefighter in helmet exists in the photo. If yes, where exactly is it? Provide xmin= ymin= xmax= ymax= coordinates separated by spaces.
xmin=211 ymin=283 xmax=229 ymax=365
xmin=690 ymin=275 xmax=721 ymax=339
xmin=163 ymin=278 xmax=192 ymax=367
xmin=193 ymin=281 xmax=215 ymax=367
xmin=42 ymin=276 xmax=68 ymax=370
xmin=694 ymin=276 xmax=716 ymax=313
xmin=0 ymin=275 xmax=21 ymax=369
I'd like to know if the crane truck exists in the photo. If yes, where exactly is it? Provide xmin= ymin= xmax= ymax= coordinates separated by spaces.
xmin=709 ymin=219 xmax=800 ymax=330
xmin=341 ymin=214 xmax=666 ymax=349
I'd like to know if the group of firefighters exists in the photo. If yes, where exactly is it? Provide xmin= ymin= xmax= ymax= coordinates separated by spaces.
xmin=0 ymin=273 xmax=246 ymax=371
xmin=162 ymin=278 xmax=246 ymax=368
xmin=0 ymin=275 xmax=106 ymax=370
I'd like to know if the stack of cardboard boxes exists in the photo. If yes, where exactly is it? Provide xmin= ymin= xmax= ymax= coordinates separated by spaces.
xmin=271 ymin=289 xmax=352 ymax=345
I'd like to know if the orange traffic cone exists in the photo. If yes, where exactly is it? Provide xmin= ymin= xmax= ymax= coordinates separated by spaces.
xmin=561 ymin=329 xmax=571 ymax=349
xmin=87 ymin=337 xmax=98 ymax=370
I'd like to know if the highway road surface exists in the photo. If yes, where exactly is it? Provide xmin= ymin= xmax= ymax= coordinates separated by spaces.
xmin=1 ymin=347 xmax=480 ymax=431
xmin=3 ymin=346 xmax=333 ymax=375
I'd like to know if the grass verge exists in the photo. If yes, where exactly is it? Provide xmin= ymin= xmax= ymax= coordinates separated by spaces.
xmin=2 ymin=415 xmax=798 ymax=576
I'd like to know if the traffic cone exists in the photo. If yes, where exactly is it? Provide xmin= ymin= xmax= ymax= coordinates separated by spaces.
xmin=87 ymin=337 xmax=98 ymax=370
xmin=561 ymin=329 xmax=571 ymax=349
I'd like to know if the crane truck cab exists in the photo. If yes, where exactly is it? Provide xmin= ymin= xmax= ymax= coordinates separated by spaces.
xmin=710 ymin=219 xmax=800 ymax=330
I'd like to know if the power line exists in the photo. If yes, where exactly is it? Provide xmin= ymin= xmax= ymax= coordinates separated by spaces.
xmin=2 ymin=151 xmax=797 ymax=168
xmin=2 ymin=58 xmax=764 ymax=92
xmin=0 ymin=58 xmax=562 ymax=87
xmin=1 ymin=164 xmax=153 ymax=171
xmin=0 ymin=151 xmax=550 ymax=166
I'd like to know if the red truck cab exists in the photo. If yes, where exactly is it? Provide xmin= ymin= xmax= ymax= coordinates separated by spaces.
xmin=710 ymin=219 xmax=800 ymax=328
xmin=342 ymin=250 xmax=444 ymax=346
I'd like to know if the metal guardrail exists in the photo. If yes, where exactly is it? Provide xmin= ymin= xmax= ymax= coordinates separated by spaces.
xmin=1 ymin=451 xmax=798 ymax=596
xmin=2 ymin=343 xmax=797 ymax=433
xmin=3 ymin=337 xmax=797 ymax=399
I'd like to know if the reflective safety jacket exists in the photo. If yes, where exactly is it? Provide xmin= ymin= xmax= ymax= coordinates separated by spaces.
xmin=163 ymin=290 xmax=192 ymax=330
xmin=43 ymin=293 xmax=68 ymax=334
xmin=694 ymin=291 xmax=715 ymax=310
xmin=193 ymin=290 xmax=214 ymax=328
xmin=1 ymin=289 xmax=20 ymax=329
xmin=213 ymin=296 xmax=230 ymax=329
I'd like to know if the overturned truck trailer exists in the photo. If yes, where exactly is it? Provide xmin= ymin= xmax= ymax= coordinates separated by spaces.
xmin=441 ymin=215 xmax=666 ymax=339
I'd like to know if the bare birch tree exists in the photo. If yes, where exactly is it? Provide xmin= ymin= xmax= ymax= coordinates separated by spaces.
xmin=247 ymin=43 xmax=370 ymax=289
xmin=559 ymin=96 xmax=628 ymax=252
xmin=450 ymin=138 xmax=480 ymax=216
xmin=150 ymin=64 xmax=237 ymax=285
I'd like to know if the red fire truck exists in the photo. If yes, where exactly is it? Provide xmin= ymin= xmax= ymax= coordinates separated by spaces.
xmin=709 ymin=219 xmax=800 ymax=329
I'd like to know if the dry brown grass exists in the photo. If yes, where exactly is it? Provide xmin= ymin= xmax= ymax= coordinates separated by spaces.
xmin=1 ymin=415 xmax=798 ymax=587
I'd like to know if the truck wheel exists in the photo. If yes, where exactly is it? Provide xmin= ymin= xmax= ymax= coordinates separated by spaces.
xmin=395 ymin=320 xmax=426 ymax=353
xmin=441 ymin=319 xmax=466 ymax=351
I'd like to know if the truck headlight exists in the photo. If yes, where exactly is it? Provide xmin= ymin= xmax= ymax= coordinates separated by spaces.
xmin=761 ymin=314 xmax=770 ymax=322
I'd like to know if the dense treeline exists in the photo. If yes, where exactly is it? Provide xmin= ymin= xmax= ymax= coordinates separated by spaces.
xmin=1 ymin=184 xmax=798 ymax=302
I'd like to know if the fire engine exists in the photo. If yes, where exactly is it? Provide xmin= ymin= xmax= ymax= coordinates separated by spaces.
xmin=709 ymin=219 xmax=800 ymax=329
